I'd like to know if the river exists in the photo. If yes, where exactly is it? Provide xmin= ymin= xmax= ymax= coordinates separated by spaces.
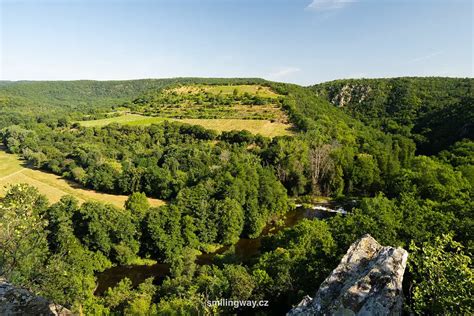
xmin=95 ymin=203 xmax=348 ymax=295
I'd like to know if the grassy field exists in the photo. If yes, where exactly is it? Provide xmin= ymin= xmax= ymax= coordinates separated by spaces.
xmin=0 ymin=146 xmax=24 ymax=176
xmin=132 ymin=83 xmax=287 ymax=121
xmin=79 ymin=114 xmax=167 ymax=127
xmin=77 ymin=114 xmax=293 ymax=137
xmin=170 ymin=84 xmax=279 ymax=98
xmin=180 ymin=119 xmax=293 ymax=137
xmin=0 ymin=149 xmax=165 ymax=208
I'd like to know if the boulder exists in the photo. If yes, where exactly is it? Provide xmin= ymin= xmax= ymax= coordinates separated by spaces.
xmin=0 ymin=279 xmax=72 ymax=316
xmin=288 ymin=234 xmax=408 ymax=316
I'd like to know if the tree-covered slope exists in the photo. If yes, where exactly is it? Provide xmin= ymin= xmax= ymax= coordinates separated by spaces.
xmin=311 ymin=77 xmax=473 ymax=153
xmin=0 ymin=78 xmax=269 ymax=128
xmin=0 ymin=77 xmax=472 ymax=315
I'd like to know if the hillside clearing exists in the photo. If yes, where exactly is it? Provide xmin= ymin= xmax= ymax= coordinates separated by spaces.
xmin=180 ymin=119 xmax=293 ymax=137
xmin=78 ymin=114 xmax=167 ymax=127
xmin=77 ymin=114 xmax=294 ymax=137
xmin=169 ymin=84 xmax=279 ymax=98
xmin=0 ymin=145 xmax=24 ymax=177
xmin=130 ymin=83 xmax=287 ymax=121
xmin=0 ymin=149 xmax=165 ymax=208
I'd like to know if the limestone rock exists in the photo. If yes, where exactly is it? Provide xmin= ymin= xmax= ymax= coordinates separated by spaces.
xmin=0 ymin=279 xmax=72 ymax=316
xmin=330 ymin=84 xmax=372 ymax=107
xmin=288 ymin=234 xmax=408 ymax=316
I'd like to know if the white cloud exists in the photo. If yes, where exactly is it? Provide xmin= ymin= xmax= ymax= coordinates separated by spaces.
xmin=267 ymin=67 xmax=301 ymax=80
xmin=306 ymin=0 xmax=357 ymax=11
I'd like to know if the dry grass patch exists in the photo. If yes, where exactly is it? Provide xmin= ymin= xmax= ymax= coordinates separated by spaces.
xmin=79 ymin=114 xmax=167 ymax=128
xmin=78 ymin=114 xmax=294 ymax=137
xmin=170 ymin=84 xmax=279 ymax=98
xmin=180 ymin=119 xmax=294 ymax=137
xmin=0 ymin=145 xmax=24 ymax=178
xmin=0 ymin=149 xmax=164 ymax=208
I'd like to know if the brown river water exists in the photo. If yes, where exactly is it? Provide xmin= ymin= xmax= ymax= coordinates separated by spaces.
xmin=95 ymin=203 xmax=346 ymax=295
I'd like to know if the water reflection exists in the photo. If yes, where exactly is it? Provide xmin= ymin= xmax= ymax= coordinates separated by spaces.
xmin=96 ymin=205 xmax=342 ymax=295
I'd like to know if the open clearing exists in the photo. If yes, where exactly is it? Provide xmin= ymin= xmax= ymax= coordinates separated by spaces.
xmin=0 ymin=148 xmax=165 ymax=208
xmin=79 ymin=114 xmax=167 ymax=127
xmin=169 ymin=84 xmax=279 ymax=98
xmin=133 ymin=83 xmax=287 ymax=121
xmin=78 ymin=114 xmax=293 ymax=137
xmin=180 ymin=119 xmax=293 ymax=137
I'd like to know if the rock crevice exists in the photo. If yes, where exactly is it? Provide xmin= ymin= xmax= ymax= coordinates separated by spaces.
xmin=0 ymin=279 xmax=72 ymax=316
xmin=288 ymin=234 xmax=408 ymax=316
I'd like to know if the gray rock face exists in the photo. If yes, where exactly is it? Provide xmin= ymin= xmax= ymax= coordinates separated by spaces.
xmin=0 ymin=279 xmax=72 ymax=316
xmin=288 ymin=234 xmax=408 ymax=316
xmin=330 ymin=84 xmax=372 ymax=107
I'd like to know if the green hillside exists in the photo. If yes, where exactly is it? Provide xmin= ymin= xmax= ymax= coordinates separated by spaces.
xmin=311 ymin=77 xmax=474 ymax=153
xmin=0 ymin=77 xmax=472 ymax=315
xmin=0 ymin=78 xmax=271 ymax=128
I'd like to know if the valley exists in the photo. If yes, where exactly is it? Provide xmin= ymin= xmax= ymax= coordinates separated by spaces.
xmin=0 ymin=78 xmax=472 ymax=315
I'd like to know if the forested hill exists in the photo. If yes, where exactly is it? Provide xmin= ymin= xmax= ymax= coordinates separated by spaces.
xmin=0 ymin=77 xmax=472 ymax=315
xmin=0 ymin=78 xmax=270 ymax=127
xmin=0 ymin=78 xmax=268 ymax=107
xmin=311 ymin=77 xmax=473 ymax=154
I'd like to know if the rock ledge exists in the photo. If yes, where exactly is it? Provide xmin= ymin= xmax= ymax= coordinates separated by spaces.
xmin=0 ymin=279 xmax=72 ymax=316
xmin=288 ymin=234 xmax=408 ymax=316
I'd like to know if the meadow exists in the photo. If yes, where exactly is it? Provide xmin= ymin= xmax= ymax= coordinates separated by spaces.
xmin=78 ymin=114 xmax=168 ymax=127
xmin=170 ymin=84 xmax=279 ymax=98
xmin=0 ymin=148 xmax=164 ymax=208
xmin=129 ymin=83 xmax=288 ymax=122
xmin=78 ymin=114 xmax=293 ymax=137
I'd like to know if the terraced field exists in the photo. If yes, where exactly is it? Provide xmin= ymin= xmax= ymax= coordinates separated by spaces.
xmin=179 ymin=118 xmax=293 ymax=137
xmin=79 ymin=114 xmax=168 ymax=127
xmin=170 ymin=84 xmax=279 ymax=98
xmin=129 ymin=84 xmax=289 ymax=122
xmin=0 ymin=148 xmax=165 ymax=208
xmin=78 ymin=114 xmax=293 ymax=137
xmin=78 ymin=84 xmax=293 ymax=136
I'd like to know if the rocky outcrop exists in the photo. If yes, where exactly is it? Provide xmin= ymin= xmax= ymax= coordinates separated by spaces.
xmin=330 ymin=84 xmax=371 ymax=107
xmin=0 ymin=279 xmax=72 ymax=316
xmin=288 ymin=234 xmax=408 ymax=316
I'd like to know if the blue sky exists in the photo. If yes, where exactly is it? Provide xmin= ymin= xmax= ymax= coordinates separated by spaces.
xmin=0 ymin=0 xmax=472 ymax=85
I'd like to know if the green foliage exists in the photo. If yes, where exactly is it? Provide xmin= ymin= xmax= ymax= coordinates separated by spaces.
xmin=130 ymin=84 xmax=284 ymax=121
xmin=312 ymin=77 xmax=474 ymax=153
xmin=0 ymin=185 xmax=49 ymax=285
xmin=0 ymin=185 xmax=112 ymax=313
xmin=255 ymin=220 xmax=336 ymax=307
xmin=351 ymin=153 xmax=381 ymax=194
xmin=102 ymin=277 xmax=157 ymax=315
xmin=329 ymin=194 xmax=402 ymax=251
xmin=408 ymin=234 xmax=473 ymax=315
xmin=142 ymin=205 xmax=184 ymax=261
xmin=73 ymin=202 xmax=139 ymax=264
xmin=215 ymin=198 xmax=244 ymax=245
xmin=0 ymin=77 xmax=472 ymax=314
xmin=125 ymin=192 xmax=151 ymax=220
xmin=391 ymin=155 xmax=471 ymax=201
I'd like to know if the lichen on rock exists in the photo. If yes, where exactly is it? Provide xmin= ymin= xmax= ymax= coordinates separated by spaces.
xmin=0 ymin=279 xmax=72 ymax=316
xmin=288 ymin=234 xmax=408 ymax=316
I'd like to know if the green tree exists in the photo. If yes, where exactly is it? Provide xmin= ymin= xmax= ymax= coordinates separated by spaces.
xmin=351 ymin=153 xmax=380 ymax=194
xmin=142 ymin=205 xmax=184 ymax=261
xmin=125 ymin=192 xmax=150 ymax=220
xmin=0 ymin=184 xmax=49 ymax=285
xmin=408 ymin=234 xmax=473 ymax=315
xmin=215 ymin=198 xmax=244 ymax=245
xmin=329 ymin=194 xmax=402 ymax=251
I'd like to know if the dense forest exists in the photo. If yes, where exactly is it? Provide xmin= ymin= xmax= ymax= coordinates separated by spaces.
xmin=0 ymin=77 xmax=472 ymax=315
xmin=312 ymin=77 xmax=473 ymax=154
